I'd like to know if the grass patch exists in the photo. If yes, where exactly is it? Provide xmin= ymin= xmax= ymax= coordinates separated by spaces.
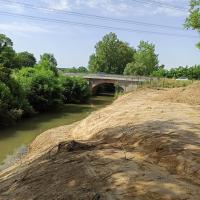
xmin=139 ymin=78 xmax=194 ymax=89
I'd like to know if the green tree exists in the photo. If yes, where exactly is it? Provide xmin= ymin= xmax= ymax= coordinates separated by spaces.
xmin=88 ymin=54 xmax=98 ymax=72
xmin=0 ymin=33 xmax=93 ymax=127
xmin=185 ymin=0 xmax=200 ymax=48
xmin=0 ymin=34 xmax=16 ymax=68
xmin=189 ymin=65 xmax=200 ymax=79
xmin=38 ymin=53 xmax=58 ymax=75
xmin=150 ymin=65 xmax=200 ymax=80
xmin=63 ymin=66 xmax=88 ymax=73
xmin=77 ymin=66 xmax=88 ymax=73
xmin=14 ymin=66 xmax=63 ymax=112
xmin=0 ymin=81 xmax=20 ymax=126
xmin=151 ymin=68 xmax=167 ymax=77
xmin=0 ymin=34 xmax=13 ymax=47
xmin=124 ymin=41 xmax=159 ymax=76
xmin=88 ymin=32 xmax=135 ymax=74
xmin=124 ymin=62 xmax=145 ymax=76
xmin=60 ymin=75 xmax=90 ymax=103
xmin=0 ymin=66 xmax=32 ymax=126
xmin=15 ymin=51 xmax=36 ymax=68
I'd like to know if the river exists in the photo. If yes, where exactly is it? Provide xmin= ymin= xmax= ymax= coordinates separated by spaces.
xmin=0 ymin=95 xmax=113 ymax=170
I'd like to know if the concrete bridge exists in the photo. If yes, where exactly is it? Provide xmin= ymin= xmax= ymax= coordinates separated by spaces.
xmin=65 ymin=73 xmax=152 ymax=94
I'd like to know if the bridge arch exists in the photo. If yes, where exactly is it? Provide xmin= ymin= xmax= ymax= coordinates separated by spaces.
xmin=89 ymin=79 xmax=125 ymax=94
xmin=90 ymin=80 xmax=124 ymax=95
xmin=64 ymin=73 xmax=150 ymax=94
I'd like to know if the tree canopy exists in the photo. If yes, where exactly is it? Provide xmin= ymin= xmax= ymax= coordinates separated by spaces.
xmin=185 ymin=0 xmax=200 ymax=48
xmin=0 ymin=33 xmax=91 ymax=127
xmin=0 ymin=34 xmax=37 ymax=69
xmin=124 ymin=41 xmax=159 ymax=76
xmin=0 ymin=34 xmax=13 ymax=48
xmin=88 ymin=33 xmax=159 ymax=76
xmin=62 ymin=66 xmax=88 ymax=73
xmin=0 ymin=34 xmax=16 ymax=68
xmin=88 ymin=32 xmax=135 ymax=74
xmin=14 ymin=66 xmax=62 ymax=112
xmin=0 ymin=65 xmax=32 ymax=126
xmin=151 ymin=65 xmax=200 ymax=80
xmin=60 ymin=75 xmax=90 ymax=103
xmin=38 ymin=53 xmax=58 ymax=75
xmin=15 ymin=51 xmax=36 ymax=68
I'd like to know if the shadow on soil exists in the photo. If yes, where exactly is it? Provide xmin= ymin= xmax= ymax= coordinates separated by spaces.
xmin=0 ymin=120 xmax=199 ymax=200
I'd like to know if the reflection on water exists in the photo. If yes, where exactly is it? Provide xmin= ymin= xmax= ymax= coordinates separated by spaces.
xmin=0 ymin=95 xmax=113 ymax=169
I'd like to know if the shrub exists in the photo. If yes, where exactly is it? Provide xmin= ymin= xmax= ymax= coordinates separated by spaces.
xmin=60 ymin=76 xmax=91 ymax=103
xmin=14 ymin=67 xmax=63 ymax=112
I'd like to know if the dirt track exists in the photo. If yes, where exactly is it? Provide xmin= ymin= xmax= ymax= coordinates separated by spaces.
xmin=0 ymin=85 xmax=200 ymax=200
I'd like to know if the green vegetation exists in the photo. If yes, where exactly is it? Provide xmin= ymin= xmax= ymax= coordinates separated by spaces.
xmin=87 ymin=32 xmax=199 ymax=80
xmin=185 ymin=0 xmax=200 ymax=48
xmin=140 ymin=78 xmax=194 ymax=89
xmin=151 ymin=65 xmax=200 ymax=80
xmin=88 ymin=32 xmax=135 ymax=74
xmin=0 ymin=66 xmax=31 ymax=126
xmin=60 ymin=75 xmax=90 ymax=103
xmin=38 ymin=53 xmax=58 ymax=75
xmin=0 ymin=34 xmax=16 ymax=69
xmin=13 ymin=67 xmax=63 ymax=113
xmin=0 ymin=33 xmax=91 ymax=127
xmin=0 ymin=95 xmax=113 ymax=166
xmin=0 ymin=29 xmax=199 ymax=126
xmin=15 ymin=52 xmax=36 ymax=68
xmin=61 ymin=66 xmax=88 ymax=73
xmin=124 ymin=41 xmax=159 ymax=76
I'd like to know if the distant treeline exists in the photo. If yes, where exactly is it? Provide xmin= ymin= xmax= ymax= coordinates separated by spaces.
xmin=63 ymin=65 xmax=200 ymax=80
xmin=0 ymin=34 xmax=90 ymax=127
xmin=61 ymin=66 xmax=88 ymax=73
xmin=151 ymin=66 xmax=200 ymax=80
xmin=62 ymin=32 xmax=199 ymax=80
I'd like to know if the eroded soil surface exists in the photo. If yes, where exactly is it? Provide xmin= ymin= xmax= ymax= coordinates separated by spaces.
xmin=0 ymin=85 xmax=200 ymax=200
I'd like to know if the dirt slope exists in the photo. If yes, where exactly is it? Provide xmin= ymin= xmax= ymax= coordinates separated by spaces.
xmin=154 ymin=82 xmax=200 ymax=105
xmin=0 ymin=84 xmax=200 ymax=200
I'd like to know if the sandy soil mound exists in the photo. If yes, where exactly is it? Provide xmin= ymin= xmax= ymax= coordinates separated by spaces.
xmin=0 ymin=87 xmax=200 ymax=200
xmin=154 ymin=82 xmax=200 ymax=105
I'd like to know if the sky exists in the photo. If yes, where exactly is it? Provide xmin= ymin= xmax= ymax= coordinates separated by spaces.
xmin=0 ymin=0 xmax=199 ymax=69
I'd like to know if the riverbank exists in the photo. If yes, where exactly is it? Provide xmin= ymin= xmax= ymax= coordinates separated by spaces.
xmin=0 ymin=95 xmax=114 ymax=171
xmin=0 ymin=83 xmax=200 ymax=200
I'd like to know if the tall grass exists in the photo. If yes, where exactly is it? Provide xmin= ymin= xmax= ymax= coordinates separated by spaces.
xmin=139 ymin=78 xmax=194 ymax=89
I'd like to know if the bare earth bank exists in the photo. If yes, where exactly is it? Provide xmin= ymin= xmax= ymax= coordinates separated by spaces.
xmin=0 ymin=85 xmax=200 ymax=200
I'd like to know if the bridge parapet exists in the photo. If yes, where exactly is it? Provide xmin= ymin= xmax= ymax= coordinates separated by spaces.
xmin=64 ymin=73 xmax=155 ymax=82
xmin=64 ymin=72 xmax=157 ymax=94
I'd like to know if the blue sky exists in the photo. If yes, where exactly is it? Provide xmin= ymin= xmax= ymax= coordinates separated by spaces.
xmin=0 ymin=0 xmax=199 ymax=69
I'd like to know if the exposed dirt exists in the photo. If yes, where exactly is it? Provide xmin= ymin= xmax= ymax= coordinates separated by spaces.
xmin=0 ymin=84 xmax=200 ymax=200
xmin=154 ymin=82 xmax=200 ymax=105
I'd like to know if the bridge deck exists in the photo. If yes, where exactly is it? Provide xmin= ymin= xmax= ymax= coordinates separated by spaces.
xmin=65 ymin=73 xmax=153 ymax=82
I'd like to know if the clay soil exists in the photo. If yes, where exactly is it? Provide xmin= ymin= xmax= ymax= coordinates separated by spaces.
xmin=0 ymin=83 xmax=200 ymax=200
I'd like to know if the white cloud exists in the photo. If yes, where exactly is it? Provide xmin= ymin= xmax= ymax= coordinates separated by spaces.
xmin=153 ymin=7 xmax=187 ymax=17
xmin=1 ymin=0 xmax=188 ymax=18
xmin=0 ymin=22 xmax=48 ymax=33
xmin=0 ymin=0 xmax=24 ymax=14
xmin=75 ymin=0 xmax=135 ymax=16
xmin=43 ymin=0 xmax=71 ymax=10
xmin=150 ymin=0 xmax=188 ymax=17
xmin=43 ymin=0 xmax=188 ymax=17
